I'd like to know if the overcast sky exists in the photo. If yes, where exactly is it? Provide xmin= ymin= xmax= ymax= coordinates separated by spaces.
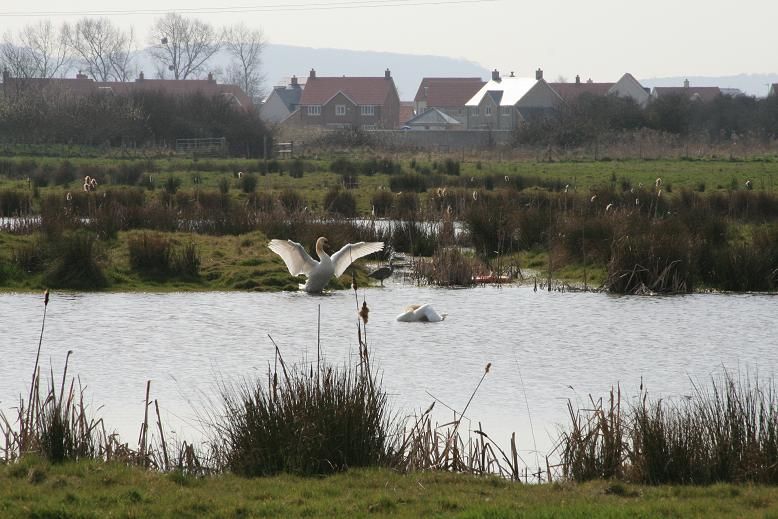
xmin=1 ymin=0 xmax=776 ymax=81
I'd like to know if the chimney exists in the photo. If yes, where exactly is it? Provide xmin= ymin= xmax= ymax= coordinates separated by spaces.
xmin=575 ymin=74 xmax=581 ymax=85
xmin=2 ymin=68 xmax=8 ymax=84
xmin=491 ymin=69 xmax=500 ymax=82
xmin=683 ymin=78 xmax=690 ymax=88
xmin=309 ymin=68 xmax=316 ymax=79
xmin=291 ymin=75 xmax=298 ymax=87
xmin=207 ymin=72 xmax=214 ymax=82
xmin=138 ymin=71 xmax=144 ymax=81
xmin=535 ymin=68 xmax=543 ymax=80
xmin=509 ymin=71 xmax=515 ymax=77
xmin=76 ymin=72 xmax=88 ymax=80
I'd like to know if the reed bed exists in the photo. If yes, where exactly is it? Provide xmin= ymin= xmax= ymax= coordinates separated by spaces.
xmin=558 ymin=372 xmax=778 ymax=485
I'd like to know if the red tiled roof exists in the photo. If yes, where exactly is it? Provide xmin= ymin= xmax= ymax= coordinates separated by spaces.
xmin=549 ymin=82 xmax=615 ymax=103
xmin=299 ymin=76 xmax=396 ymax=106
xmin=653 ymin=86 xmax=721 ymax=103
xmin=414 ymin=77 xmax=485 ymax=106
xmin=399 ymin=102 xmax=415 ymax=126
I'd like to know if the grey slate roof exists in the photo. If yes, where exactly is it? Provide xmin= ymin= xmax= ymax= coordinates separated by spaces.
xmin=406 ymin=108 xmax=461 ymax=126
xmin=273 ymin=85 xmax=302 ymax=111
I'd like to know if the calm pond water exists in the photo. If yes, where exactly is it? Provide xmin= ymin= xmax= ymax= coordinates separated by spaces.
xmin=1 ymin=283 xmax=777 ymax=464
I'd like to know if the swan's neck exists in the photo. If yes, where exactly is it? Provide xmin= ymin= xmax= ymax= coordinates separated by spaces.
xmin=315 ymin=243 xmax=330 ymax=261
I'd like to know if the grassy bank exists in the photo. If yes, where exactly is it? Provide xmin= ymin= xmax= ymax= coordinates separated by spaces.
xmin=3 ymin=458 xmax=778 ymax=518
xmin=0 ymin=230 xmax=374 ymax=292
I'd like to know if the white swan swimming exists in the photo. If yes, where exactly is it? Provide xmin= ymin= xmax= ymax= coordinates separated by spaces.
xmin=268 ymin=236 xmax=384 ymax=293
xmin=395 ymin=304 xmax=447 ymax=322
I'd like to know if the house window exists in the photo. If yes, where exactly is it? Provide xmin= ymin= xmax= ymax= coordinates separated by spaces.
xmin=471 ymin=107 xmax=479 ymax=117
xmin=485 ymin=105 xmax=492 ymax=116
xmin=361 ymin=105 xmax=375 ymax=116
xmin=336 ymin=105 xmax=347 ymax=116
xmin=362 ymin=124 xmax=377 ymax=130
xmin=307 ymin=105 xmax=321 ymax=116
xmin=502 ymin=107 xmax=512 ymax=116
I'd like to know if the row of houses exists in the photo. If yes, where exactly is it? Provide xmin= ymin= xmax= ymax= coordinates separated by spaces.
xmin=264 ymin=69 xmax=771 ymax=132
xmin=4 ymin=66 xmax=775 ymax=134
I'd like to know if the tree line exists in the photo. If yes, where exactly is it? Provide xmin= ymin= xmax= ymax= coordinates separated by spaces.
xmin=514 ymin=92 xmax=778 ymax=147
xmin=0 ymin=14 xmax=264 ymax=99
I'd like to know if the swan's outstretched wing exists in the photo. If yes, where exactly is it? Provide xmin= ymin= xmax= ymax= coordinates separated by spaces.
xmin=331 ymin=242 xmax=384 ymax=277
xmin=268 ymin=239 xmax=318 ymax=276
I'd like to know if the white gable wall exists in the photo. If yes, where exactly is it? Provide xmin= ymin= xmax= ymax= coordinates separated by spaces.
xmin=260 ymin=91 xmax=293 ymax=123
xmin=515 ymin=81 xmax=563 ymax=108
xmin=609 ymin=74 xmax=650 ymax=107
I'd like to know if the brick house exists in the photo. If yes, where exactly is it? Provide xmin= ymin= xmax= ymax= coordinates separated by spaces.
xmin=652 ymin=79 xmax=721 ymax=103
xmin=413 ymin=77 xmax=486 ymax=123
xmin=1 ymin=69 xmax=253 ymax=110
xmin=550 ymin=73 xmax=650 ymax=107
xmin=295 ymin=69 xmax=400 ymax=129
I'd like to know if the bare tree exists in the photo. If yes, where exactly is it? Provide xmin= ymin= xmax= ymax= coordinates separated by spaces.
xmin=148 ymin=13 xmax=220 ymax=80
xmin=223 ymin=23 xmax=264 ymax=100
xmin=1 ymin=21 xmax=69 ymax=79
xmin=64 ymin=18 xmax=134 ymax=82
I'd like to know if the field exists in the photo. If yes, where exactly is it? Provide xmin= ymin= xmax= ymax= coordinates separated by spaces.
xmin=1 ymin=151 xmax=778 ymax=293
xmin=4 ymin=458 xmax=778 ymax=518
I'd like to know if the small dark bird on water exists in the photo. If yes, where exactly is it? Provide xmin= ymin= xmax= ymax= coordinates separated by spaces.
xmin=368 ymin=258 xmax=395 ymax=287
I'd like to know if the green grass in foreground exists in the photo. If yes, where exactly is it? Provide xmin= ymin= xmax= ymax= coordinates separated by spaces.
xmin=2 ymin=458 xmax=778 ymax=518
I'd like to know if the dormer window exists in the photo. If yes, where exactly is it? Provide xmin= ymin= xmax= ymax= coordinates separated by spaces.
xmin=307 ymin=105 xmax=321 ymax=116
xmin=336 ymin=105 xmax=347 ymax=116
xmin=485 ymin=105 xmax=492 ymax=116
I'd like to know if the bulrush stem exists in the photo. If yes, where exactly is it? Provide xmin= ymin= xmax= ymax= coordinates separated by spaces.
xmin=27 ymin=290 xmax=49 ymax=433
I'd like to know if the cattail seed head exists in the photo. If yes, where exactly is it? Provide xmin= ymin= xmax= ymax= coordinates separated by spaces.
xmin=359 ymin=301 xmax=369 ymax=324
xmin=44 ymin=289 xmax=49 ymax=306
xmin=485 ymin=362 xmax=491 ymax=374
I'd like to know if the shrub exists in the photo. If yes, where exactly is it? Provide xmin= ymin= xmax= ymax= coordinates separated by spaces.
xmin=389 ymin=173 xmax=427 ymax=193
xmin=289 ymin=159 xmax=305 ymax=179
xmin=164 ymin=176 xmax=182 ymax=195
xmin=53 ymin=160 xmax=77 ymax=186
xmin=278 ymin=189 xmax=305 ymax=213
xmin=240 ymin=173 xmax=258 ymax=193
xmin=324 ymin=188 xmax=357 ymax=217
xmin=371 ymin=191 xmax=393 ymax=217
xmin=44 ymin=232 xmax=107 ymax=289
xmin=218 ymin=177 xmax=230 ymax=194
xmin=128 ymin=233 xmax=172 ymax=275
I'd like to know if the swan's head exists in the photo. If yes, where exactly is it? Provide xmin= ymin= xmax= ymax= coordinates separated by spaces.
xmin=315 ymin=237 xmax=330 ymax=255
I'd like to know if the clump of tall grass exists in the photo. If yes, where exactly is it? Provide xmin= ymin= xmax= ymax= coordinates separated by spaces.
xmin=323 ymin=188 xmax=357 ymax=217
xmin=128 ymin=232 xmax=200 ymax=278
xmin=558 ymin=372 xmax=778 ymax=485
xmin=209 ymin=355 xmax=395 ymax=477
xmin=414 ymin=248 xmax=478 ymax=286
xmin=43 ymin=232 xmax=107 ymax=289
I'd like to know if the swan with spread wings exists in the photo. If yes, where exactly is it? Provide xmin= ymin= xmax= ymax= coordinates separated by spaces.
xmin=268 ymin=237 xmax=384 ymax=293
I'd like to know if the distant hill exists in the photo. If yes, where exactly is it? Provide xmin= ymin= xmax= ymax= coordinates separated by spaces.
xmin=641 ymin=74 xmax=778 ymax=97
xmin=130 ymin=43 xmax=489 ymax=101
xmin=261 ymin=44 xmax=490 ymax=100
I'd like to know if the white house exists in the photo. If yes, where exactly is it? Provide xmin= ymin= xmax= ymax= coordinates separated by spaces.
xmin=608 ymin=73 xmax=650 ymax=107
xmin=261 ymin=76 xmax=303 ymax=124
xmin=465 ymin=69 xmax=563 ymax=130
